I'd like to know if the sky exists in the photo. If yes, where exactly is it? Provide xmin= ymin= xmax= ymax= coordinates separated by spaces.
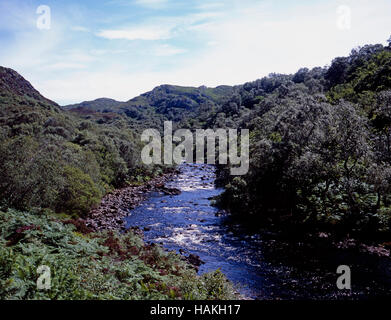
xmin=0 ymin=0 xmax=390 ymax=105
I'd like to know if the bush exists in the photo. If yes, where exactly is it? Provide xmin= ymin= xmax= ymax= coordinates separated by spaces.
xmin=57 ymin=166 xmax=102 ymax=217
xmin=0 ymin=209 xmax=235 ymax=300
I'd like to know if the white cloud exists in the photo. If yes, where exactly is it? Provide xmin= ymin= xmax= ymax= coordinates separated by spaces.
xmin=36 ymin=69 xmax=165 ymax=104
xmin=3 ymin=0 xmax=391 ymax=106
xmin=163 ymin=0 xmax=391 ymax=87
xmin=195 ymin=2 xmax=225 ymax=10
xmin=97 ymin=26 xmax=173 ymax=40
xmin=70 ymin=26 xmax=90 ymax=32
xmin=134 ymin=0 xmax=169 ymax=9
xmin=63 ymin=50 xmax=97 ymax=63
xmin=96 ymin=11 xmax=223 ymax=42
xmin=153 ymin=44 xmax=186 ymax=56
xmin=44 ymin=63 xmax=88 ymax=70
xmin=33 ymin=0 xmax=391 ymax=105
xmin=90 ymin=49 xmax=127 ymax=56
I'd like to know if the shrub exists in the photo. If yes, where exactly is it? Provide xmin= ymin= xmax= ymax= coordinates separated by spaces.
xmin=57 ymin=166 xmax=102 ymax=217
xmin=0 ymin=209 xmax=235 ymax=300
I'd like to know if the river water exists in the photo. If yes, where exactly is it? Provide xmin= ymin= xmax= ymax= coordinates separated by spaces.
xmin=125 ymin=163 xmax=391 ymax=299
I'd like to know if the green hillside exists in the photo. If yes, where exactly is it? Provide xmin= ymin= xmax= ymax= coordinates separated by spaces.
xmin=215 ymin=40 xmax=391 ymax=239
xmin=0 ymin=66 xmax=162 ymax=217
xmin=0 ymin=67 xmax=234 ymax=300
xmin=64 ymin=84 xmax=235 ymax=129
xmin=2 ymin=37 xmax=391 ymax=300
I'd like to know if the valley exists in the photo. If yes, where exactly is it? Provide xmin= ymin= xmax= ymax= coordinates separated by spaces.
xmin=1 ymin=37 xmax=391 ymax=300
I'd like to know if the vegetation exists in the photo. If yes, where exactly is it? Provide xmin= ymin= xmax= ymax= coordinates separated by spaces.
xmin=0 ymin=208 xmax=234 ymax=300
xmin=2 ymin=37 xmax=391 ymax=300
xmin=215 ymin=39 xmax=391 ymax=239
xmin=0 ymin=66 xmax=166 ymax=218
xmin=0 ymin=67 xmax=235 ymax=300
xmin=64 ymin=84 xmax=235 ymax=131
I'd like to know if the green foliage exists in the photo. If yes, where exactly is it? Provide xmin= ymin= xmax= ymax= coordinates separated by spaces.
xmin=65 ymin=84 xmax=234 ymax=130
xmin=0 ymin=66 xmax=164 ymax=217
xmin=0 ymin=209 xmax=235 ymax=300
xmin=218 ymin=177 xmax=249 ymax=213
xmin=215 ymin=39 xmax=391 ymax=238
xmin=0 ymin=136 xmax=63 ymax=210
xmin=2 ymin=38 xmax=391 ymax=271
xmin=57 ymin=166 xmax=101 ymax=216
xmin=328 ymin=47 xmax=391 ymax=102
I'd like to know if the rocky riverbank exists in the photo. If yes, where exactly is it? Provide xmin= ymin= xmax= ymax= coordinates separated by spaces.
xmin=85 ymin=170 xmax=181 ymax=232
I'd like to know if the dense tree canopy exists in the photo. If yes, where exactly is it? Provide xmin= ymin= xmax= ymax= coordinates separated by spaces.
xmin=0 ymin=67 xmax=164 ymax=217
xmin=214 ymin=39 xmax=391 ymax=238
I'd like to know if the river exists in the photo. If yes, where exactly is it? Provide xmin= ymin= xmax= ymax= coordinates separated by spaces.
xmin=125 ymin=163 xmax=391 ymax=299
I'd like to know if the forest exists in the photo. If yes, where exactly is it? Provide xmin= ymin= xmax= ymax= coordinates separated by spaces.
xmin=216 ymin=39 xmax=391 ymax=239
xmin=1 ymin=37 xmax=391 ymax=299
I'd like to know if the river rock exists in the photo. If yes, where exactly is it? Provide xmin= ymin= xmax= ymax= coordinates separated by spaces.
xmin=161 ymin=187 xmax=182 ymax=196
xmin=85 ymin=170 xmax=177 ymax=232
xmin=185 ymin=254 xmax=205 ymax=267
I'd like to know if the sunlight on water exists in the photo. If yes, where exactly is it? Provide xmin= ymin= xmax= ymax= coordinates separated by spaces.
xmin=125 ymin=163 xmax=268 ymax=299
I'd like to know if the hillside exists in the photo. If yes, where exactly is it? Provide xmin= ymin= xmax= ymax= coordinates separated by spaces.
xmin=64 ymin=97 xmax=125 ymax=113
xmin=215 ymin=40 xmax=391 ymax=239
xmin=3 ymin=39 xmax=391 ymax=239
xmin=0 ymin=66 xmax=235 ymax=300
xmin=64 ymin=84 xmax=235 ymax=128
xmin=0 ymin=67 xmax=57 ymax=105
xmin=0 ymin=66 xmax=162 ymax=217
xmin=2 ymin=37 xmax=391 ymax=300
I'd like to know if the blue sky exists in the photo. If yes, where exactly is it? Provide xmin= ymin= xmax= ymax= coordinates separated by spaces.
xmin=0 ymin=0 xmax=390 ymax=105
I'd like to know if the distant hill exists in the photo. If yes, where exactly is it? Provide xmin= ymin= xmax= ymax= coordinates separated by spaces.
xmin=64 ymin=98 xmax=126 ymax=112
xmin=64 ymin=84 xmax=235 ymax=125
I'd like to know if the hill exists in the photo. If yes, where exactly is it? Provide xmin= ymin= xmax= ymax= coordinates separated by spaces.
xmin=0 ymin=66 xmax=57 ymax=105
xmin=215 ymin=40 xmax=391 ymax=238
xmin=0 ymin=66 xmax=161 ymax=217
xmin=0 ymin=68 xmax=234 ymax=300
xmin=64 ymin=84 xmax=235 ymax=128
xmin=2 ymin=37 xmax=391 ymax=239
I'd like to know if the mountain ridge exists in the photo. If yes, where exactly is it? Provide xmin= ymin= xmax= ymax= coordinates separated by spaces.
xmin=62 ymin=83 xmax=236 ymax=125
xmin=0 ymin=66 xmax=58 ymax=106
